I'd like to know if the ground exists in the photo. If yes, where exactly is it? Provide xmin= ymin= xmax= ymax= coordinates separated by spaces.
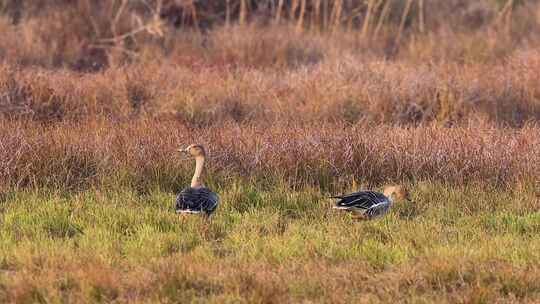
xmin=1 ymin=182 xmax=539 ymax=303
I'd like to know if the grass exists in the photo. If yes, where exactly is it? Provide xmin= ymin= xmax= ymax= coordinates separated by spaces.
xmin=1 ymin=182 xmax=539 ymax=303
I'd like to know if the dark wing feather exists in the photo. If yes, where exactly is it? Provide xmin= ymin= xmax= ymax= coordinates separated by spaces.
xmin=364 ymin=201 xmax=391 ymax=218
xmin=175 ymin=188 xmax=196 ymax=210
xmin=198 ymin=188 xmax=219 ymax=214
xmin=333 ymin=191 xmax=388 ymax=210
xmin=175 ymin=187 xmax=219 ymax=215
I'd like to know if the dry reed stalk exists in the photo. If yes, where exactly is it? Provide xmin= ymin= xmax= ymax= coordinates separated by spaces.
xmin=371 ymin=0 xmax=386 ymax=32
xmin=83 ymin=0 xmax=101 ymax=38
xmin=290 ymin=0 xmax=299 ymax=19
xmin=296 ymin=0 xmax=307 ymax=33
xmin=332 ymin=0 xmax=343 ymax=33
xmin=98 ymin=0 xmax=164 ymax=43
xmin=311 ymin=0 xmax=322 ymax=31
xmin=418 ymin=0 xmax=425 ymax=33
xmin=239 ymin=0 xmax=247 ymax=26
xmin=226 ymin=0 xmax=231 ymax=27
xmin=374 ymin=0 xmax=391 ymax=38
xmin=345 ymin=2 xmax=366 ymax=32
xmin=322 ymin=0 xmax=330 ymax=30
xmin=346 ymin=13 xmax=354 ymax=32
xmin=111 ymin=0 xmax=128 ymax=38
xmin=393 ymin=0 xmax=414 ymax=54
xmin=496 ymin=0 xmax=514 ymax=23
xmin=190 ymin=0 xmax=199 ymax=31
xmin=504 ymin=0 xmax=514 ymax=36
xmin=180 ymin=5 xmax=187 ymax=27
xmin=494 ymin=0 xmax=514 ymax=36
xmin=361 ymin=0 xmax=375 ymax=38
xmin=374 ymin=0 xmax=385 ymax=12
xmin=275 ymin=0 xmax=285 ymax=24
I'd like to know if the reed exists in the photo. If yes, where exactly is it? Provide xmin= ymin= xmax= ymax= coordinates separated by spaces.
xmin=1 ymin=120 xmax=539 ymax=192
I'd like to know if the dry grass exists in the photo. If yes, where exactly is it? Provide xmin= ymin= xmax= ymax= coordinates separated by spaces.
xmin=1 ymin=2 xmax=540 ymax=128
xmin=1 ymin=119 xmax=539 ymax=192
xmin=2 ymin=49 xmax=540 ymax=126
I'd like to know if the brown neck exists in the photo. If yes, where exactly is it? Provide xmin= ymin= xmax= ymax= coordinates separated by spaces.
xmin=191 ymin=156 xmax=205 ymax=188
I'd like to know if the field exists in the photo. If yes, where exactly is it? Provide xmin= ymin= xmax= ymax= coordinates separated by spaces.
xmin=1 ymin=1 xmax=540 ymax=303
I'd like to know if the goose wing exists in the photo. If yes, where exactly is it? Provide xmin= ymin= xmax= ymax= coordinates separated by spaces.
xmin=175 ymin=187 xmax=200 ymax=213
xmin=333 ymin=191 xmax=388 ymax=210
xmin=199 ymin=188 xmax=219 ymax=214
xmin=175 ymin=187 xmax=219 ymax=215
xmin=364 ymin=199 xmax=392 ymax=218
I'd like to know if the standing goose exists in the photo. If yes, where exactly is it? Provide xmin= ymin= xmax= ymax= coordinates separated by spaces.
xmin=332 ymin=185 xmax=409 ymax=219
xmin=174 ymin=144 xmax=218 ymax=215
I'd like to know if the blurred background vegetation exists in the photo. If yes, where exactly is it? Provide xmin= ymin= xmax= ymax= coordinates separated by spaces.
xmin=0 ymin=0 xmax=538 ymax=70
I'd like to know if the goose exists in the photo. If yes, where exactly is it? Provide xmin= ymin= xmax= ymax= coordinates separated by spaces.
xmin=174 ymin=144 xmax=218 ymax=215
xmin=331 ymin=185 xmax=409 ymax=219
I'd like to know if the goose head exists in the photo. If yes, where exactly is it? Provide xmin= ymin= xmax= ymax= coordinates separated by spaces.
xmin=179 ymin=144 xmax=206 ymax=157
xmin=383 ymin=185 xmax=410 ymax=202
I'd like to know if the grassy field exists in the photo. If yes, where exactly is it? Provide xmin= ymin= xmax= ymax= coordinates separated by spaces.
xmin=1 ymin=182 xmax=539 ymax=303
xmin=0 ymin=121 xmax=539 ymax=302
xmin=2 ymin=1 xmax=540 ymax=303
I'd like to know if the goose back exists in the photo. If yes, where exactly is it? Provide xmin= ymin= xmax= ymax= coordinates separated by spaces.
xmin=332 ymin=190 xmax=392 ymax=218
xmin=175 ymin=187 xmax=219 ymax=215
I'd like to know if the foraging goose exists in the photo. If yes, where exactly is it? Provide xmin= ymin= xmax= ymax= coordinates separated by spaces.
xmin=174 ymin=144 xmax=218 ymax=215
xmin=332 ymin=185 xmax=409 ymax=219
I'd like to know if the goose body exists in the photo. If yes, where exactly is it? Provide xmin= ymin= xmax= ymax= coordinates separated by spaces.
xmin=175 ymin=186 xmax=218 ymax=214
xmin=332 ymin=191 xmax=392 ymax=218
xmin=174 ymin=144 xmax=219 ymax=216
xmin=332 ymin=185 xmax=408 ymax=219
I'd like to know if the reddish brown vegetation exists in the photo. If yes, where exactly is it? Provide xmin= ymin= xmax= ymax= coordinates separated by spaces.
xmin=2 ymin=50 xmax=540 ymax=126
xmin=1 ymin=120 xmax=539 ymax=191
xmin=0 ymin=0 xmax=539 ymax=190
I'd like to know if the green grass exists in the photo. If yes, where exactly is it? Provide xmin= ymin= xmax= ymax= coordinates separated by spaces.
xmin=1 ymin=182 xmax=539 ymax=303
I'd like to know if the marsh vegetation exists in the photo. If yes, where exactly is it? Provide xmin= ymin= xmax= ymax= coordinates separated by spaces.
xmin=1 ymin=0 xmax=540 ymax=302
